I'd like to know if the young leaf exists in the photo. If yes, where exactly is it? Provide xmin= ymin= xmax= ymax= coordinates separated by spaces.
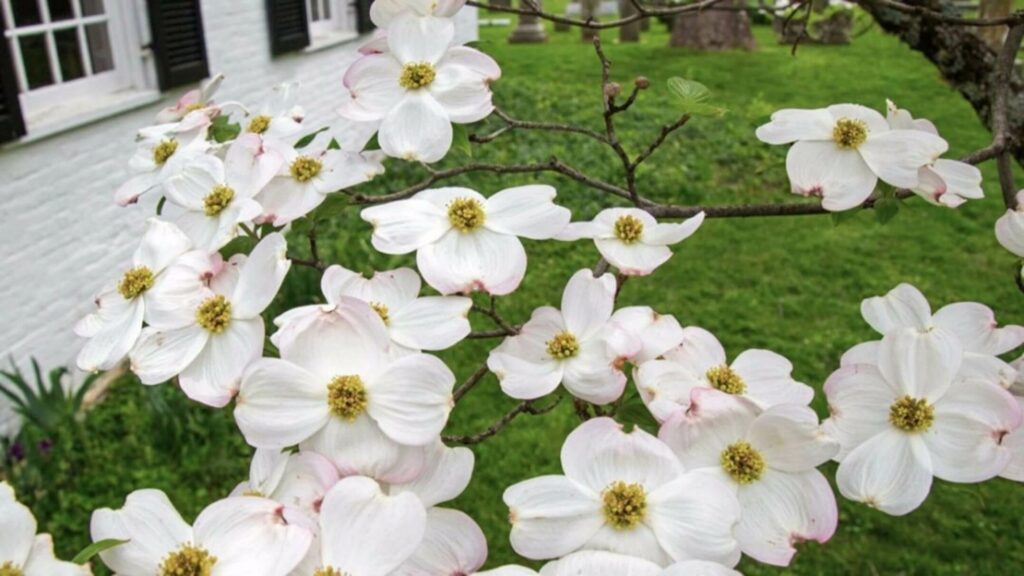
xmin=295 ymin=126 xmax=330 ymax=149
xmin=667 ymin=77 xmax=726 ymax=117
xmin=209 ymin=116 xmax=241 ymax=144
xmin=875 ymin=196 xmax=900 ymax=225
xmin=451 ymin=124 xmax=473 ymax=158
xmin=72 ymin=539 xmax=129 ymax=565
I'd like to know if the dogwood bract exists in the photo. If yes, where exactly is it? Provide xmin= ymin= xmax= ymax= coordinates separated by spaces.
xmin=504 ymin=417 xmax=741 ymax=566
xmin=488 ymin=269 xmax=636 ymax=404
xmin=361 ymin=185 xmax=570 ymax=295
xmin=996 ymin=190 xmax=1024 ymax=257
xmin=476 ymin=552 xmax=740 ymax=576
xmin=129 ymin=233 xmax=291 ymax=407
xmin=75 ymin=219 xmax=192 ymax=372
xmin=115 ymin=121 xmax=211 ymax=206
xmin=340 ymin=13 xmax=500 ymax=162
xmin=558 ymin=208 xmax=705 ymax=276
xmin=660 ymin=391 xmax=839 ymax=566
xmin=90 ymin=489 xmax=311 ymax=576
xmin=230 ymin=448 xmax=340 ymax=529
xmin=755 ymin=103 xmax=948 ymax=211
xmin=825 ymin=329 xmax=1021 ymax=515
xmin=634 ymin=326 xmax=813 ymax=422
xmin=0 ymin=483 xmax=89 ymax=576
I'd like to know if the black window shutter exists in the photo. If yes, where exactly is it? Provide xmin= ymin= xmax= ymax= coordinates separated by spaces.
xmin=356 ymin=0 xmax=376 ymax=34
xmin=267 ymin=0 xmax=311 ymax=55
xmin=147 ymin=0 xmax=210 ymax=90
xmin=0 ymin=9 xmax=26 ymax=143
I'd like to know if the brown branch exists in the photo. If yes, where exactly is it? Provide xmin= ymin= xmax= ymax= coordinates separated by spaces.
xmin=593 ymin=37 xmax=639 ymax=202
xmin=856 ymin=0 xmax=1024 ymax=27
xmin=467 ymin=328 xmax=517 ymax=339
xmin=470 ymin=107 xmax=608 ymax=145
xmin=991 ymin=23 xmax=1024 ymax=208
xmin=632 ymin=114 xmax=691 ymax=171
xmin=453 ymin=362 xmax=491 ymax=403
xmin=471 ymin=295 xmax=520 ymax=336
xmin=443 ymin=397 xmax=563 ymax=445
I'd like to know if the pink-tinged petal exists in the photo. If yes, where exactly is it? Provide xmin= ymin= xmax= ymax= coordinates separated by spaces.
xmin=749 ymin=404 xmax=838 ymax=472
xmin=562 ymin=417 xmax=684 ymax=493
xmin=660 ymin=560 xmax=741 ymax=576
xmin=884 ymin=100 xmax=935 ymax=133
xmin=340 ymin=54 xmax=405 ymax=122
xmin=859 ymin=129 xmax=948 ymax=189
xmin=877 ymin=328 xmax=962 ymax=401
xmin=366 ymin=352 xmax=454 ymax=446
xmin=504 ymin=476 xmax=603 ymax=560
xmin=933 ymin=301 xmax=1024 ymax=356
xmin=255 ymin=177 xmax=323 ymax=225
xmin=179 ymin=318 xmax=264 ymax=407
xmin=394 ymin=508 xmax=487 ymax=576
xmin=22 ymin=534 xmax=90 ymax=576
xmin=734 ymin=469 xmax=837 ymax=567
xmin=634 ymin=359 xmax=704 ymax=422
xmin=164 ymin=154 xmax=222 ymax=210
xmin=430 ymin=61 xmax=495 ymax=123
xmin=361 ymin=199 xmax=451 ymax=255
xmin=235 ymin=358 xmax=330 ymax=448
xmin=194 ymin=496 xmax=311 ymax=576
xmin=731 ymin=349 xmax=814 ymax=408
xmin=0 ymin=484 xmax=36 ymax=567
xmin=610 ymin=307 xmax=684 ymax=364
xmin=561 ymin=338 xmax=628 ymax=405
xmin=928 ymin=158 xmax=983 ymax=202
xmin=860 ymin=283 xmax=932 ymax=333
xmin=276 ymin=299 xmax=390 ymax=382
xmin=388 ymin=295 xmax=472 ymax=351
xmin=822 ymin=364 xmax=896 ymax=460
xmin=647 ymin=472 xmax=742 ymax=566
xmin=659 ymin=389 xmax=759 ymax=470
xmin=540 ymin=551 xmax=662 ymax=576
xmin=595 ymin=239 xmax=673 ymax=277
xmin=76 ymin=294 xmax=145 ymax=372
xmin=561 ymin=269 xmax=616 ymax=340
xmin=785 ymin=140 xmax=877 ymax=212
xmin=391 ymin=441 xmax=474 ymax=507
xmin=754 ymin=108 xmax=834 ymax=144
xmin=839 ymin=340 xmax=879 ymax=367
xmin=129 ymin=324 xmax=209 ymax=385
xmin=231 ymin=233 xmax=291 ymax=319
xmin=664 ymin=327 xmax=727 ymax=373
xmin=320 ymin=476 xmax=426 ymax=576
xmin=301 ymin=416 xmax=426 ymax=484
xmin=115 ymin=172 xmax=160 ymax=206
xmin=386 ymin=13 xmax=455 ymax=64
xmin=268 ymin=451 xmax=340 ymax=522
xmin=417 ymin=228 xmax=527 ymax=295
xmin=484 ymin=185 xmax=571 ymax=240
xmin=89 ymin=489 xmax=192 ymax=575
xmin=836 ymin=429 xmax=933 ymax=516
xmin=143 ymin=251 xmax=219 ymax=330
xmin=999 ymin=396 xmax=1024 ymax=481
xmin=961 ymin=352 xmax=1020 ymax=390
xmin=225 ymin=132 xmax=285 ymax=195
xmin=642 ymin=212 xmax=705 ymax=246
xmin=995 ymin=209 xmax=1024 ymax=257
xmin=379 ymin=92 xmax=454 ymax=163
xmin=134 ymin=218 xmax=193 ymax=273
xmin=925 ymin=379 xmax=1022 ymax=483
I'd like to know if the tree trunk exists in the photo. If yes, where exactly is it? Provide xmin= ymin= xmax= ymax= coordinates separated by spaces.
xmin=619 ymin=0 xmax=641 ymax=42
xmin=508 ymin=0 xmax=548 ymax=43
xmin=978 ymin=0 xmax=1013 ymax=49
xmin=670 ymin=0 xmax=756 ymax=50
xmin=581 ymin=0 xmax=601 ymax=41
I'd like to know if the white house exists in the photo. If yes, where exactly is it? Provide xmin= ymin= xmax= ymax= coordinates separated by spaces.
xmin=0 ymin=0 xmax=478 ymax=434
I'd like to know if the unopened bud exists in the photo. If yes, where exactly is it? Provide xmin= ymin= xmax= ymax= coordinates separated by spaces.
xmin=635 ymin=76 xmax=650 ymax=90
xmin=604 ymin=82 xmax=622 ymax=98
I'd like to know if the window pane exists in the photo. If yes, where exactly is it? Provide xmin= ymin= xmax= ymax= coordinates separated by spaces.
xmin=19 ymin=33 xmax=53 ymax=89
xmin=322 ymin=0 xmax=330 ymax=19
xmin=12 ymin=0 xmax=43 ymax=26
xmin=85 ymin=23 xmax=112 ymax=73
xmin=80 ymin=0 xmax=105 ymax=16
xmin=309 ymin=0 xmax=320 ymax=21
xmin=47 ymin=0 xmax=74 ymax=21
xmin=54 ymin=27 xmax=84 ymax=80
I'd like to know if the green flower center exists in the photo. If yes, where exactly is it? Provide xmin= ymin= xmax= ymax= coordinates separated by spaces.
xmin=447 ymin=197 xmax=486 ymax=232
xmin=706 ymin=364 xmax=746 ymax=395
xmin=602 ymin=481 xmax=647 ymax=529
xmin=614 ymin=214 xmax=644 ymax=244
xmin=290 ymin=156 xmax=323 ymax=182
xmin=196 ymin=295 xmax=232 ymax=333
xmin=399 ymin=62 xmax=437 ymax=90
xmin=158 ymin=543 xmax=217 ymax=576
xmin=183 ymin=103 xmax=205 ymax=114
xmin=328 ymin=375 xmax=368 ymax=420
xmin=546 ymin=331 xmax=580 ymax=360
xmin=118 ymin=266 xmax=155 ymax=300
xmin=0 ymin=561 xmax=24 ymax=576
xmin=832 ymin=118 xmax=868 ymax=149
xmin=313 ymin=568 xmax=346 ymax=576
xmin=247 ymin=114 xmax=272 ymax=134
xmin=370 ymin=302 xmax=390 ymax=325
xmin=720 ymin=441 xmax=765 ymax=484
xmin=153 ymin=139 xmax=179 ymax=166
xmin=889 ymin=395 xmax=934 ymax=432
xmin=203 ymin=185 xmax=235 ymax=216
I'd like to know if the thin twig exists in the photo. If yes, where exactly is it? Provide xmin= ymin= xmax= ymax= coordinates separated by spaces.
xmin=443 ymin=397 xmax=563 ymax=445
xmin=453 ymin=363 xmax=491 ymax=403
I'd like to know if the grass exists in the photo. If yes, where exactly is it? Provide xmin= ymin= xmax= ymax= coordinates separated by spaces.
xmin=5 ymin=11 xmax=1024 ymax=576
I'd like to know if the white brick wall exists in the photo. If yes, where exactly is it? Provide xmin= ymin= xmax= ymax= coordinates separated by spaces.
xmin=0 ymin=2 xmax=478 ymax=430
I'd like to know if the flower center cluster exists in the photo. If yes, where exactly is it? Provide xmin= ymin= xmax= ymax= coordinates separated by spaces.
xmin=247 ymin=114 xmax=272 ymax=134
xmin=720 ymin=441 xmax=765 ymax=484
xmin=291 ymin=156 xmax=323 ymax=182
xmin=832 ymin=118 xmax=868 ymax=149
xmin=399 ymin=62 xmax=437 ymax=90
xmin=203 ymin=185 xmax=235 ymax=216
xmin=158 ymin=543 xmax=217 ymax=576
xmin=602 ymin=481 xmax=647 ymax=529
xmin=370 ymin=301 xmax=390 ymax=325
xmin=706 ymin=364 xmax=746 ymax=395
xmin=328 ymin=375 xmax=368 ymax=420
xmin=613 ymin=214 xmax=644 ymax=244
xmin=153 ymin=139 xmax=179 ymax=166
xmin=447 ymin=197 xmax=486 ymax=232
xmin=313 ymin=568 xmax=346 ymax=576
xmin=0 ymin=562 xmax=23 ymax=576
xmin=196 ymin=295 xmax=232 ymax=333
xmin=889 ymin=395 xmax=934 ymax=432
xmin=183 ymin=102 xmax=205 ymax=114
xmin=118 ymin=266 xmax=155 ymax=300
xmin=546 ymin=331 xmax=580 ymax=360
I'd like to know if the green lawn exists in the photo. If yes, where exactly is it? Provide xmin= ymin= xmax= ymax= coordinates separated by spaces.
xmin=5 ymin=12 xmax=1024 ymax=576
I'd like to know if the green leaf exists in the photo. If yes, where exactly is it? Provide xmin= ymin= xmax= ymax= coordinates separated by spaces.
xmin=72 ymin=539 xmax=129 ymax=565
xmin=451 ymin=124 xmax=473 ymax=158
xmin=614 ymin=390 xmax=659 ymax=435
xmin=209 ymin=115 xmax=241 ymax=144
xmin=156 ymin=196 xmax=166 ymax=216
xmin=667 ymin=77 xmax=726 ymax=117
xmin=365 ymin=133 xmax=380 ymax=150
xmin=295 ymin=126 xmax=329 ymax=149
xmin=830 ymin=209 xmax=859 ymax=227
xmin=875 ymin=197 xmax=900 ymax=225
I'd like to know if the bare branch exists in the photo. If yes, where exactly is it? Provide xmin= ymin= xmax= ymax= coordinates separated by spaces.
xmin=470 ymin=107 xmax=608 ymax=145
xmin=453 ymin=363 xmax=491 ymax=404
xmin=443 ymin=397 xmax=563 ymax=445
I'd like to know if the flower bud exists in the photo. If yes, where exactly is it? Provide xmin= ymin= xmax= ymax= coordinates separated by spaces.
xmin=604 ymin=82 xmax=622 ymax=98
xmin=635 ymin=76 xmax=650 ymax=90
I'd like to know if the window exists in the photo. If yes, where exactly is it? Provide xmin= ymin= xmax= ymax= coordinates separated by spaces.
xmin=307 ymin=0 xmax=356 ymax=41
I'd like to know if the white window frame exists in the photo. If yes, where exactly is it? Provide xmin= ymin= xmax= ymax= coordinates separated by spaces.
xmin=307 ymin=0 xmax=356 ymax=40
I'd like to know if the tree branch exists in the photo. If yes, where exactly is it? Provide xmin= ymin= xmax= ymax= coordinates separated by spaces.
xmin=443 ymin=397 xmax=563 ymax=445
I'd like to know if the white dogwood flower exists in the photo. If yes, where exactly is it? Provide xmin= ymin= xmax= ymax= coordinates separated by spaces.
xmin=241 ymin=83 xmax=306 ymax=143
xmin=504 ymin=417 xmax=741 ymax=566
xmin=90 ymin=489 xmax=311 ymax=576
xmin=1002 ymin=358 xmax=1024 ymax=481
xmin=361 ymin=185 xmax=570 ymax=295
xmin=609 ymin=306 xmax=685 ymax=364
xmin=476 ymin=552 xmax=740 ymax=576
xmin=825 ymin=329 xmax=1021 ymax=515
xmin=340 ymin=14 xmax=500 ymax=162
xmin=558 ymin=208 xmax=705 ymax=276
xmin=370 ymin=0 xmax=467 ymax=27
xmin=0 ymin=482 xmax=89 ymax=576
xmin=488 ymin=269 xmax=638 ymax=404
xmin=660 ymin=390 xmax=839 ymax=566
xmin=155 ymin=73 xmax=223 ymax=126
xmin=756 ymin=103 xmax=948 ymax=211
xmin=115 ymin=121 xmax=211 ymax=206
xmin=129 ymin=233 xmax=291 ymax=407
xmin=75 ymin=219 xmax=192 ymax=372
xmin=634 ymin=326 xmax=813 ymax=423
xmin=996 ymin=191 xmax=1024 ymax=257
xmin=230 ymin=448 xmax=340 ymax=530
